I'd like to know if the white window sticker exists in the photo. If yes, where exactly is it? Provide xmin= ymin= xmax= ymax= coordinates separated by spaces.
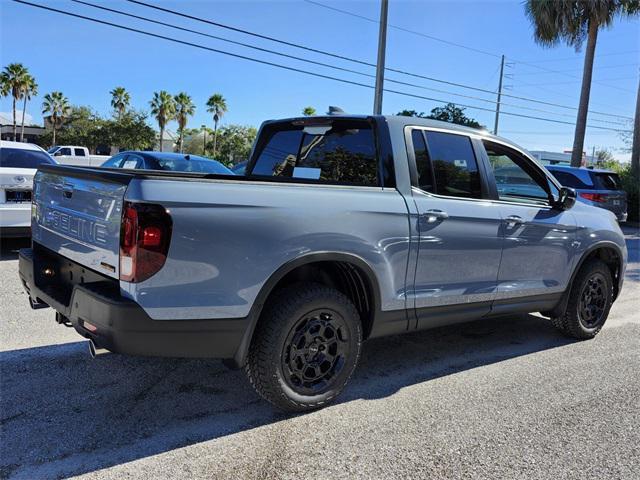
xmin=454 ymin=159 xmax=468 ymax=168
xmin=293 ymin=167 xmax=321 ymax=179
xmin=122 ymin=160 xmax=138 ymax=169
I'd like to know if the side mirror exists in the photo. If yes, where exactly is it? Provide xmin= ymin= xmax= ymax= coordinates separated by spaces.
xmin=554 ymin=186 xmax=576 ymax=210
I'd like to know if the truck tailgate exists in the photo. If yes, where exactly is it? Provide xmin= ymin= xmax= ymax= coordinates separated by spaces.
xmin=32 ymin=165 xmax=131 ymax=279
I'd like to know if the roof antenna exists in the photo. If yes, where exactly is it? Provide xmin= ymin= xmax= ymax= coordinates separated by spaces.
xmin=327 ymin=106 xmax=345 ymax=115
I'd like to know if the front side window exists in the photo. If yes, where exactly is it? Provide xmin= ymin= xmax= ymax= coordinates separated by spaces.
xmin=251 ymin=120 xmax=378 ymax=186
xmin=424 ymin=131 xmax=482 ymax=198
xmin=59 ymin=147 xmax=71 ymax=156
xmin=484 ymin=141 xmax=550 ymax=205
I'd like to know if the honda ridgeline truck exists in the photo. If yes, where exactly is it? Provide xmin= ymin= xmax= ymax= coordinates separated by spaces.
xmin=19 ymin=115 xmax=627 ymax=411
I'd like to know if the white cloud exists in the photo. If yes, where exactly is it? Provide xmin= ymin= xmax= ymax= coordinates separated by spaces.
xmin=0 ymin=111 xmax=38 ymax=126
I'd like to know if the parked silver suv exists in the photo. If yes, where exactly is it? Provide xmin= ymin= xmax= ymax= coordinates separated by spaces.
xmin=20 ymin=115 xmax=628 ymax=411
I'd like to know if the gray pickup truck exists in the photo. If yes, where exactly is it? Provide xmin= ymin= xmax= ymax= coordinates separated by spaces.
xmin=19 ymin=115 xmax=627 ymax=411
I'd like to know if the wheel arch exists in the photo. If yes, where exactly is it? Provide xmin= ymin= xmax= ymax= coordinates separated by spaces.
xmin=231 ymin=252 xmax=382 ymax=368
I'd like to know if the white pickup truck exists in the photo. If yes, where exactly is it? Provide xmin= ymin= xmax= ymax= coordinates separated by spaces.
xmin=47 ymin=146 xmax=110 ymax=167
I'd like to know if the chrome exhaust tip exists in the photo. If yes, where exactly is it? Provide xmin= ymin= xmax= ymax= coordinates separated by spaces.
xmin=87 ymin=339 xmax=97 ymax=359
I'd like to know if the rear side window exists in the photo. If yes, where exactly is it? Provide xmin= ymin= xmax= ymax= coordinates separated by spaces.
xmin=74 ymin=148 xmax=86 ymax=156
xmin=0 ymin=148 xmax=55 ymax=168
xmin=251 ymin=120 xmax=378 ymax=186
xmin=548 ymin=170 xmax=590 ymax=189
xmin=591 ymin=172 xmax=621 ymax=190
xmin=425 ymin=131 xmax=482 ymax=198
xmin=101 ymin=153 xmax=126 ymax=168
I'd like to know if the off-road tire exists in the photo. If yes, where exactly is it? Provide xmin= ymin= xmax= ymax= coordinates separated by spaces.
xmin=245 ymin=283 xmax=362 ymax=412
xmin=551 ymin=259 xmax=613 ymax=339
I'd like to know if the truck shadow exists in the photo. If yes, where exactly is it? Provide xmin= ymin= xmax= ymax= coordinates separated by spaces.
xmin=0 ymin=237 xmax=30 ymax=261
xmin=0 ymin=313 xmax=574 ymax=479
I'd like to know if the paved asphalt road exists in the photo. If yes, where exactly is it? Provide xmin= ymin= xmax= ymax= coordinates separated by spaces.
xmin=1 ymin=227 xmax=639 ymax=480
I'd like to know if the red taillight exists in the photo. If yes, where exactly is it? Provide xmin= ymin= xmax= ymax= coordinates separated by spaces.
xmin=579 ymin=192 xmax=607 ymax=203
xmin=119 ymin=202 xmax=172 ymax=282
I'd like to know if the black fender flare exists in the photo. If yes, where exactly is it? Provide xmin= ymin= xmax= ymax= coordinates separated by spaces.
xmin=230 ymin=252 xmax=382 ymax=368
xmin=547 ymin=240 xmax=625 ymax=317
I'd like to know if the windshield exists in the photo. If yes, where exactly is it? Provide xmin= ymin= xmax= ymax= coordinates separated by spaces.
xmin=144 ymin=155 xmax=234 ymax=174
xmin=0 ymin=148 xmax=56 ymax=168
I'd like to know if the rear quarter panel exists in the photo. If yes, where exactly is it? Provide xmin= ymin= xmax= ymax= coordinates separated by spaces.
xmin=122 ymin=178 xmax=411 ymax=320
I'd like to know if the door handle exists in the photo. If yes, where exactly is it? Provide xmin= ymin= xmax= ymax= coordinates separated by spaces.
xmin=62 ymin=184 xmax=74 ymax=199
xmin=422 ymin=209 xmax=449 ymax=223
xmin=505 ymin=215 xmax=524 ymax=227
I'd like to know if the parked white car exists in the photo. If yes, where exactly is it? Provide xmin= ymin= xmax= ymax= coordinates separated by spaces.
xmin=1 ymin=141 xmax=56 ymax=236
xmin=47 ymin=146 xmax=109 ymax=167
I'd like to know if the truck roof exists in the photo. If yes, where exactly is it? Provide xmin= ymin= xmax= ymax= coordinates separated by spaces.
xmin=261 ymin=114 xmax=530 ymax=158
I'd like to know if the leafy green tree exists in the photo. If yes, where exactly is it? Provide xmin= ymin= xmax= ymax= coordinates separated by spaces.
xmin=206 ymin=93 xmax=228 ymax=158
xmin=19 ymin=73 xmax=38 ymax=142
xmin=213 ymin=124 xmax=257 ymax=165
xmin=524 ymin=0 xmax=639 ymax=167
xmin=302 ymin=106 xmax=316 ymax=116
xmin=0 ymin=63 xmax=29 ymax=141
xmin=427 ymin=103 xmax=482 ymax=128
xmin=110 ymin=86 xmax=130 ymax=120
xmin=107 ymin=110 xmax=156 ymax=151
xmin=396 ymin=109 xmax=426 ymax=118
xmin=41 ymin=91 xmax=70 ymax=146
xmin=174 ymin=92 xmax=195 ymax=153
xmin=149 ymin=90 xmax=176 ymax=152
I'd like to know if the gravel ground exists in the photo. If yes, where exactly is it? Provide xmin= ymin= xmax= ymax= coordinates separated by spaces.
xmin=1 ymin=226 xmax=638 ymax=480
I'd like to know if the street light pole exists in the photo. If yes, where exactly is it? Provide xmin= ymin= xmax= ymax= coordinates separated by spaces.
xmin=373 ymin=0 xmax=389 ymax=115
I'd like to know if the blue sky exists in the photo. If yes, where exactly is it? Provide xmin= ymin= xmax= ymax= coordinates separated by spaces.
xmin=1 ymin=0 xmax=638 ymax=160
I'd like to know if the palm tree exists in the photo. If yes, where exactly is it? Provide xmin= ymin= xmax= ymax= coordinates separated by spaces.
xmin=19 ymin=74 xmax=38 ymax=142
xmin=174 ymin=92 xmax=195 ymax=153
xmin=206 ymin=93 xmax=227 ymax=158
xmin=302 ymin=106 xmax=316 ymax=116
xmin=149 ymin=90 xmax=176 ymax=152
xmin=0 ymin=63 xmax=29 ymax=141
xmin=41 ymin=91 xmax=70 ymax=146
xmin=525 ymin=0 xmax=639 ymax=167
xmin=110 ymin=86 xmax=130 ymax=120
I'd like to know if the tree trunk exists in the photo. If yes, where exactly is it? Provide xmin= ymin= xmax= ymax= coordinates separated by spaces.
xmin=12 ymin=97 xmax=17 ymax=141
xmin=571 ymin=20 xmax=598 ymax=168
xmin=159 ymin=125 xmax=164 ymax=152
xmin=179 ymin=129 xmax=184 ymax=153
xmin=632 ymin=76 xmax=640 ymax=180
xmin=52 ymin=117 xmax=57 ymax=146
xmin=20 ymin=95 xmax=27 ymax=142
xmin=213 ymin=120 xmax=218 ymax=158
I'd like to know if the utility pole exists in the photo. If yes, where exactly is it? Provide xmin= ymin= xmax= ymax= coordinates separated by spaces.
xmin=632 ymin=74 xmax=640 ymax=179
xmin=493 ymin=54 xmax=505 ymax=135
xmin=373 ymin=0 xmax=389 ymax=115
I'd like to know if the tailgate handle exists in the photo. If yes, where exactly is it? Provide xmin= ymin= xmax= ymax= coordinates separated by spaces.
xmin=62 ymin=184 xmax=74 ymax=199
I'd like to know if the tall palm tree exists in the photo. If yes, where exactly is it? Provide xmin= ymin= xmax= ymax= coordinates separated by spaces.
xmin=0 ymin=63 xmax=29 ymax=141
xmin=19 ymin=74 xmax=38 ymax=142
xmin=174 ymin=92 xmax=195 ymax=153
xmin=302 ymin=106 xmax=316 ymax=116
xmin=525 ymin=0 xmax=639 ymax=167
xmin=110 ymin=86 xmax=130 ymax=120
xmin=41 ymin=91 xmax=70 ymax=146
xmin=206 ymin=93 xmax=227 ymax=158
xmin=149 ymin=90 xmax=176 ymax=152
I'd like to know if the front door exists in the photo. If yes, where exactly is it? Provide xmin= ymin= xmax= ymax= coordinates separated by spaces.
xmin=481 ymin=140 xmax=577 ymax=313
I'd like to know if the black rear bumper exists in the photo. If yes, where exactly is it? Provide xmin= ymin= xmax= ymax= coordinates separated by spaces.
xmin=19 ymin=247 xmax=249 ymax=360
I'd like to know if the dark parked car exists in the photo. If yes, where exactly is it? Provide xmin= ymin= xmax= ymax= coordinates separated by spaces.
xmin=101 ymin=151 xmax=234 ymax=175
xmin=546 ymin=165 xmax=627 ymax=222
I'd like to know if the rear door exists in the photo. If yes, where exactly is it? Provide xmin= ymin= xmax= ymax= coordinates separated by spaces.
xmin=406 ymin=128 xmax=504 ymax=329
xmin=32 ymin=166 xmax=130 ymax=278
xmin=481 ymin=140 xmax=577 ymax=311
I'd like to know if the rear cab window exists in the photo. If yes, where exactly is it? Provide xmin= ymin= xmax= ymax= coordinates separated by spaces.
xmin=409 ymin=129 xmax=482 ymax=199
xmin=249 ymin=118 xmax=379 ymax=186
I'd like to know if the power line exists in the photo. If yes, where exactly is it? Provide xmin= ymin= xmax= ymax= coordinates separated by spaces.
xmin=303 ymin=0 xmax=501 ymax=58
xmin=127 ymin=0 xmax=632 ymax=121
xmin=515 ymin=63 xmax=639 ymax=76
xmin=12 ymin=0 xmax=632 ymax=134
xmin=517 ymin=50 xmax=639 ymax=63
xmin=71 ymin=0 xmax=625 ymax=124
